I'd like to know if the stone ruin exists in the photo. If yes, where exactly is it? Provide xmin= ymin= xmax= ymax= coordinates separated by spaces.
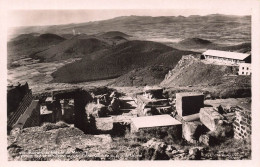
xmin=169 ymin=92 xmax=250 ymax=146
xmin=7 ymin=82 xmax=36 ymax=134
xmin=176 ymin=92 xmax=204 ymax=116
xmin=199 ymin=107 xmax=224 ymax=131
xmin=136 ymin=86 xmax=172 ymax=116
xmin=86 ymin=91 xmax=121 ymax=118
xmin=233 ymin=110 xmax=251 ymax=140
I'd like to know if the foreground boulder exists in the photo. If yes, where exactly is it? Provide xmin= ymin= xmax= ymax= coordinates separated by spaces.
xmin=182 ymin=121 xmax=205 ymax=143
xmin=200 ymin=107 xmax=224 ymax=131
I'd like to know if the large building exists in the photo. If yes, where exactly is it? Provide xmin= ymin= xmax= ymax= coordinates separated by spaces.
xmin=201 ymin=50 xmax=251 ymax=65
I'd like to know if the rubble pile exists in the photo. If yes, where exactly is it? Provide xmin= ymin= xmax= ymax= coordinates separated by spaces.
xmin=86 ymin=91 xmax=122 ymax=118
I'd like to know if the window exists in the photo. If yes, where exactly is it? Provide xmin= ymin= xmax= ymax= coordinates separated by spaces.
xmin=242 ymin=67 xmax=244 ymax=70
xmin=247 ymin=67 xmax=249 ymax=70
xmin=242 ymin=72 xmax=244 ymax=74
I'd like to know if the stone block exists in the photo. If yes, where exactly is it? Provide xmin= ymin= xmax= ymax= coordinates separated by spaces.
xmin=182 ymin=121 xmax=204 ymax=143
xmin=199 ymin=107 xmax=224 ymax=131
xmin=176 ymin=92 xmax=204 ymax=116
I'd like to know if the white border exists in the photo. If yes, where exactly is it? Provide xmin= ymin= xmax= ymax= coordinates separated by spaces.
xmin=0 ymin=0 xmax=260 ymax=167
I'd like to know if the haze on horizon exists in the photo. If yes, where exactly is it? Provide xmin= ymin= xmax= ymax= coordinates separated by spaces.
xmin=8 ymin=9 xmax=251 ymax=28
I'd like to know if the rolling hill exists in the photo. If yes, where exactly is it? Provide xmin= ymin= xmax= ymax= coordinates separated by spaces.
xmin=110 ymin=49 xmax=197 ymax=86
xmin=8 ymin=33 xmax=65 ymax=67
xmin=172 ymin=37 xmax=251 ymax=53
xmin=179 ymin=38 xmax=212 ymax=46
xmin=32 ymin=35 xmax=110 ymax=61
xmin=97 ymin=31 xmax=131 ymax=38
xmin=51 ymin=40 xmax=182 ymax=83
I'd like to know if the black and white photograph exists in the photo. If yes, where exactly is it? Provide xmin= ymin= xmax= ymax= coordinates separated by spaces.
xmin=1 ymin=0 xmax=260 ymax=164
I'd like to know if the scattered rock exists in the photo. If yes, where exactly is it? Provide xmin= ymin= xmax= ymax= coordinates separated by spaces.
xmin=140 ymin=139 xmax=170 ymax=160
xmin=189 ymin=147 xmax=201 ymax=160
xmin=166 ymin=145 xmax=176 ymax=152
xmin=199 ymin=134 xmax=217 ymax=146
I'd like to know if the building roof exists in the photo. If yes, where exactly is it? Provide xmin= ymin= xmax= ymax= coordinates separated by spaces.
xmin=202 ymin=50 xmax=250 ymax=60
xmin=131 ymin=115 xmax=181 ymax=130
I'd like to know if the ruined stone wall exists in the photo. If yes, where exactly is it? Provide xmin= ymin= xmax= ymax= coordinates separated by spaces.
xmin=7 ymin=90 xmax=33 ymax=132
xmin=233 ymin=110 xmax=251 ymax=140
xmin=13 ymin=100 xmax=41 ymax=130
xmin=7 ymin=82 xmax=30 ymax=117
xmin=176 ymin=93 xmax=204 ymax=116
xmin=23 ymin=101 xmax=41 ymax=128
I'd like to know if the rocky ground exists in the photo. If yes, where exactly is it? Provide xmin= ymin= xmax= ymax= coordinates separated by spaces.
xmin=8 ymin=121 xmax=251 ymax=160
xmin=138 ymin=138 xmax=251 ymax=160
xmin=8 ymin=122 xmax=115 ymax=161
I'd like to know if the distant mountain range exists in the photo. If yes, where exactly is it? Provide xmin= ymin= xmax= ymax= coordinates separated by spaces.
xmin=7 ymin=14 xmax=251 ymax=85
xmin=9 ymin=14 xmax=251 ymax=45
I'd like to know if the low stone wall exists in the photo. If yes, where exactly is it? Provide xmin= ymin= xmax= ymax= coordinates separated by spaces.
xmin=233 ymin=110 xmax=251 ymax=140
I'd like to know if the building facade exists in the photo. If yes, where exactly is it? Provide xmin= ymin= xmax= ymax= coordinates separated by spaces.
xmin=238 ymin=63 xmax=251 ymax=75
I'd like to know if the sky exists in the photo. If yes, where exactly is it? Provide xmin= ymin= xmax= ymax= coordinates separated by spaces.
xmin=6 ymin=0 xmax=253 ymax=28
